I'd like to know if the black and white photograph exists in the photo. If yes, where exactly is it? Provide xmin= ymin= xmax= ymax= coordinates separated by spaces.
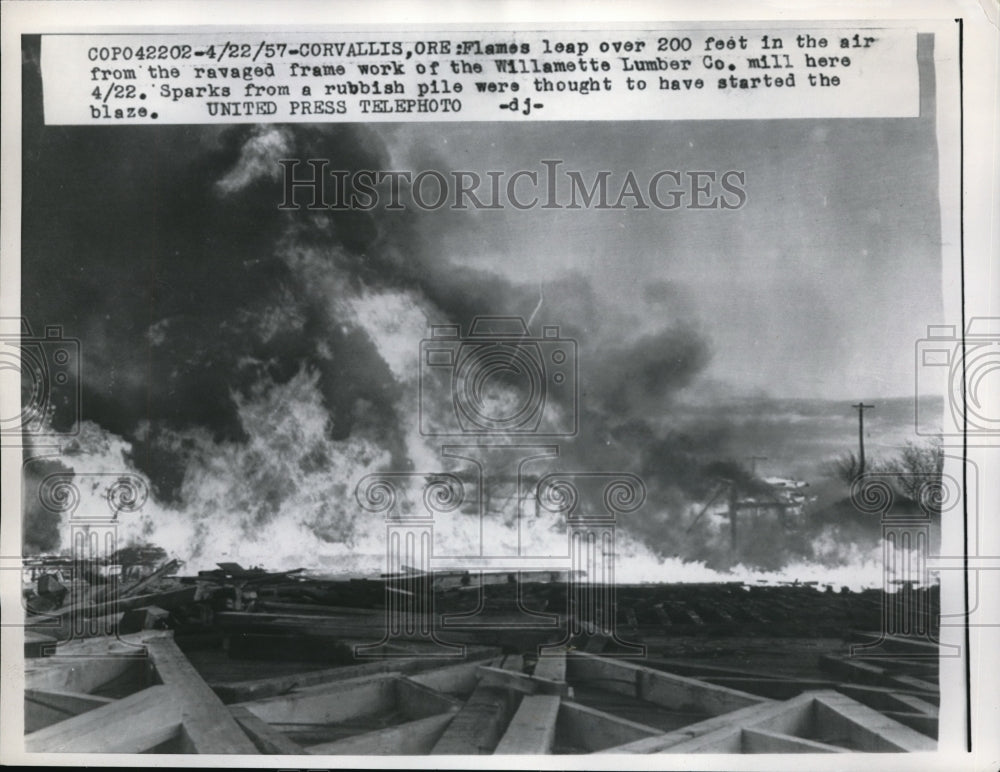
xmin=1 ymin=2 xmax=997 ymax=767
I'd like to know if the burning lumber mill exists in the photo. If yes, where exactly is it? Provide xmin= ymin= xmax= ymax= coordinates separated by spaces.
xmin=20 ymin=557 xmax=941 ymax=756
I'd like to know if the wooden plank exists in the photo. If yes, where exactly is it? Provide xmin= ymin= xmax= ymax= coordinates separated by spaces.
xmin=742 ymin=728 xmax=849 ymax=753
xmin=556 ymin=700 xmax=660 ymax=752
xmin=24 ymin=689 xmax=114 ymax=733
xmin=27 ymin=586 xmax=196 ymax=628
xmin=819 ymin=654 xmax=890 ymax=684
xmin=476 ymin=665 xmax=573 ymax=697
xmin=599 ymin=691 xmax=816 ymax=754
xmin=836 ymin=682 xmax=939 ymax=707
xmin=237 ymin=672 xmax=399 ymax=725
xmin=306 ymin=713 xmax=455 ymax=755
xmin=229 ymin=705 xmax=307 ymax=755
xmin=859 ymin=656 xmax=939 ymax=675
xmin=811 ymin=691 xmax=936 ymax=751
xmin=532 ymin=650 xmax=567 ymax=683
xmin=146 ymin=636 xmax=258 ymax=754
xmin=431 ymin=655 xmax=523 ymax=754
xmin=25 ymin=685 xmax=181 ymax=753
xmin=700 ymin=676 xmax=834 ymax=700
xmin=119 ymin=559 xmax=180 ymax=598
xmin=211 ymin=653 xmax=493 ymax=704
xmin=652 ymin=726 xmax=743 ymax=753
xmin=643 ymin=657 xmax=785 ymax=681
xmin=881 ymin=711 xmax=938 ymax=737
xmin=893 ymin=693 xmax=939 ymax=715
xmin=892 ymin=674 xmax=939 ymax=693
xmin=820 ymin=654 xmax=938 ymax=694
xmin=494 ymin=695 xmax=561 ymax=754
xmin=851 ymin=631 xmax=942 ymax=656
xmin=409 ymin=658 xmax=501 ymax=697
xmin=395 ymin=676 xmax=464 ymax=720
xmin=254 ymin=600 xmax=384 ymax=616
xmin=568 ymin=653 xmax=766 ymax=715
xmin=38 ymin=628 xmax=172 ymax=658
xmin=215 ymin=610 xmax=434 ymax=641
xmin=25 ymin=656 xmax=146 ymax=694
xmin=836 ymin=684 xmax=940 ymax=713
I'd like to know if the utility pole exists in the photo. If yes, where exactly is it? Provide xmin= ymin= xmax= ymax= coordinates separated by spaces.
xmin=852 ymin=402 xmax=874 ymax=474
xmin=728 ymin=482 xmax=739 ymax=555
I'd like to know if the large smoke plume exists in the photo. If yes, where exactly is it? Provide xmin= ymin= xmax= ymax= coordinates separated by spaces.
xmin=20 ymin=40 xmax=887 ymax=577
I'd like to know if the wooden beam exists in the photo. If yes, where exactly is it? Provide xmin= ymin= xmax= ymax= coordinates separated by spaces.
xmin=568 ymin=653 xmax=767 ymax=715
xmin=494 ymin=695 xmax=561 ymax=754
xmin=556 ymin=700 xmax=660 ymax=752
xmin=25 ymin=656 xmax=146 ymax=694
xmin=214 ymin=610 xmax=434 ymax=641
xmin=395 ymin=676 xmax=464 ymax=720
xmin=237 ymin=672 xmax=399 ymax=726
xmin=532 ymin=650 xmax=567 ymax=683
xmin=25 ymin=685 xmax=181 ymax=753
xmin=254 ymin=600 xmax=384 ymax=616
xmin=892 ymin=693 xmax=939 ymax=715
xmin=229 ymin=705 xmax=307 ymax=755
xmin=211 ymin=653 xmax=491 ymax=704
xmin=860 ymin=656 xmax=938 ymax=675
xmin=146 ymin=636 xmax=258 ymax=754
xmin=642 ymin=657 xmax=785 ymax=681
xmin=851 ymin=631 xmax=943 ymax=657
xmin=836 ymin=684 xmax=940 ymax=712
xmin=27 ymin=586 xmax=196 ymax=629
xmin=819 ymin=654 xmax=938 ymax=694
xmin=24 ymin=689 xmax=114 ymax=733
xmin=652 ymin=726 xmax=743 ymax=753
xmin=811 ymin=691 xmax=936 ymax=751
xmin=409 ymin=658 xmax=501 ymax=697
xmin=306 ymin=713 xmax=455 ymax=755
xmin=476 ymin=665 xmax=573 ymax=697
xmin=598 ymin=691 xmax=816 ymax=754
xmin=892 ymin=674 xmax=939 ymax=693
xmin=881 ymin=711 xmax=937 ymax=737
xmin=699 ymin=676 xmax=834 ymax=700
xmin=37 ymin=628 xmax=172 ymax=658
xmin=431 ymin=655 xmax=524 ymax=754
xmin=119 ymin=559 xmax=180 ymax=599
xmin=741 ymin=728 xmax=849 ymax=753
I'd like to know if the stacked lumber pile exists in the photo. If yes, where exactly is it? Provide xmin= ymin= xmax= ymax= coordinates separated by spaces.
xmin=22 ymin=630 xmax=937 ymax=755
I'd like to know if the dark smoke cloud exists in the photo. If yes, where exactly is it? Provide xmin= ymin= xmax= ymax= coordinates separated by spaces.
xmin=589 ymin=326 xmax=711 ymax=417
xmin=22 ymin=38 xmax=874 ymax=572
xmin=20 ymin=32 xmax=729 ymax=565
xmin=22 ymin=457 xmax=72 ymax=553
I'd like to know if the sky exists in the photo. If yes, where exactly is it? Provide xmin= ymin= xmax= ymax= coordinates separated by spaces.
xmin=381 ymin=68 xmax=942 ymax=401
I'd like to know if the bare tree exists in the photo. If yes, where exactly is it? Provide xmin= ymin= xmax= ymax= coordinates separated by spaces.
xmin=830 ymin=451 xmax=864 ymax=485
xmin=830 ymin=440 xmax=944 ymax=512
xmin=875 ymin=440 xmax=944 ymax=509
